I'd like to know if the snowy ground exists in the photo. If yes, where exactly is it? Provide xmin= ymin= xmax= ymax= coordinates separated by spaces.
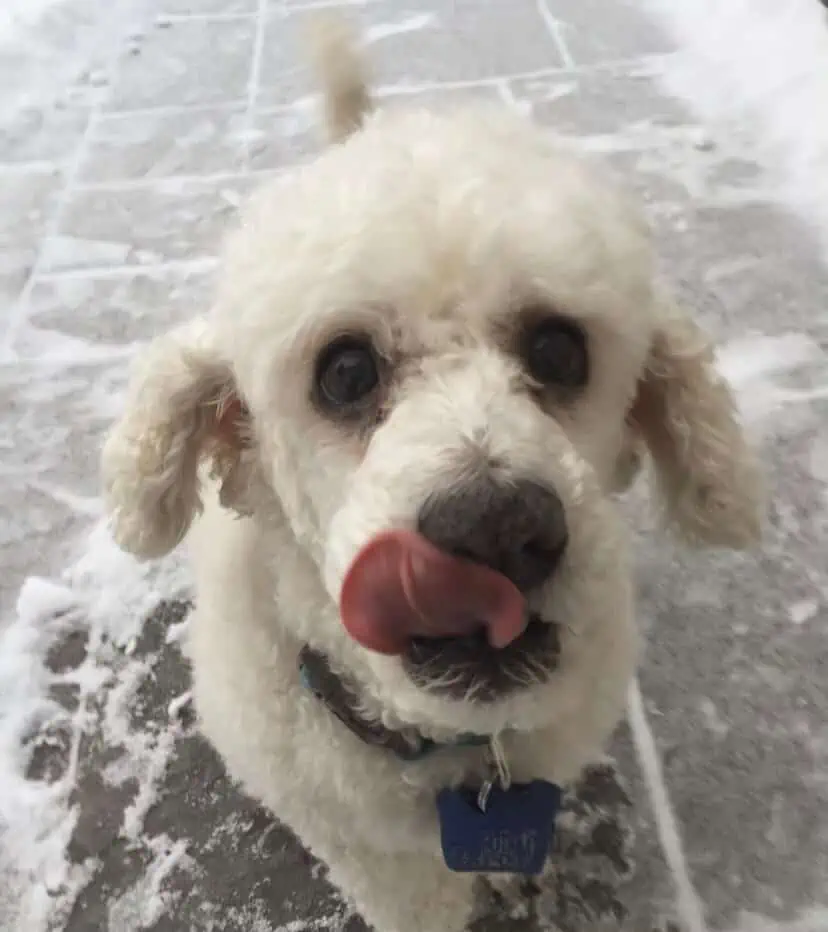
xmin=1 ymin=0 xmax=827 ymax=930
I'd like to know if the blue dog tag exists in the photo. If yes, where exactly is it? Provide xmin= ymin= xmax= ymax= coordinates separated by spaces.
xmin=437 ymin=780 xmax=561 ymax=874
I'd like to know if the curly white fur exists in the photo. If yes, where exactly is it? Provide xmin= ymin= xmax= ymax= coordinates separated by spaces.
xmin=101 ymin=19 xmax=763 ymax=932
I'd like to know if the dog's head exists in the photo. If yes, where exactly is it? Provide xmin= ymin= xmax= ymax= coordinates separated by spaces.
xmin=102 ymin=42 xmax=762 ymax=744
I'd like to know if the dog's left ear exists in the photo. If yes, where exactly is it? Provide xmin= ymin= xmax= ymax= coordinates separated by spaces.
xmin=629 ymin=294 xmax=764 ymax=549
xmin=102 ymin=319 xmax=259 ymax=560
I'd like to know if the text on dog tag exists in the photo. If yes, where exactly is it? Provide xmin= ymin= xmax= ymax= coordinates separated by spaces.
xmin=436 ymin=780 xmax=561 ymax=874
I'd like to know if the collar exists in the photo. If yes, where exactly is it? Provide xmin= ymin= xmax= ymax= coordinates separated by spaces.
xmin=298 ymin=645 xmax=489 ymax=762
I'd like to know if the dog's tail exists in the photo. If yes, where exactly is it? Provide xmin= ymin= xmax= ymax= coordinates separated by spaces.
xmin=306 ymin=14 xmax=372 ymax=144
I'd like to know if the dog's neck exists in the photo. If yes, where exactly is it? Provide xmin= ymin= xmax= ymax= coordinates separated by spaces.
xmin=298 ymin=646 xmax=489 ymax=761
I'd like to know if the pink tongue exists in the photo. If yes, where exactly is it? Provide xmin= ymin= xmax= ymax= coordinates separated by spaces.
xmin=340 ymin=530 xmax=527 ymax=656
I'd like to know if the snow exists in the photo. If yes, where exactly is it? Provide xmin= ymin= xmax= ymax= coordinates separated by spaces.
xmin=2 ymin=0 xmax=828 ymax=927
xmin=627 ymin=680 xmax=707 ymax=932
xmin=639 ymin=0 xmax=828 ymax=253
xmin=0 ymin=0 xmax=68 ymax=38
xmin=107 ymin=834 xmax=191 ymax=931
xmin=716 ymin=332 xmax=827 ymax=431
xmin=788 ymin=599 xmax=818 ymax=626
xmin=0 ymin=584 xmax=85 ymax=929
xmin=63 ymin=521 xmax=190 ymax=641
xmin=166 ymin=689 xmax=193 ymax=723
xmin=42 ymin=236 xmax=134 ymax=272
xmin=0 ymin=0 xmax=145 ymax=130
xmin=365 ymin=13 xmax=438 ymax=44
xmin=723 ymin=908 xmax=828 ymax=932
xmin=0 ymin=522 xmax=189 ymax=930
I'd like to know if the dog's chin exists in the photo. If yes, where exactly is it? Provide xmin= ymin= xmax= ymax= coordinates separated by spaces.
xmin=401 ymin=613 xmax=561 ymax=704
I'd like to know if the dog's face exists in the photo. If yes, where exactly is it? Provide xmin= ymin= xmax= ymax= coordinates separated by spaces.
xmin=103 ymin=105 xmax=763 ymax=740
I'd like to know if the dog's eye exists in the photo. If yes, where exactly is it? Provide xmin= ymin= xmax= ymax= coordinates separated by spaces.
xmin=316 ymin=337 xmax=380 ymax=409
xmin=523 ymin=317 xmax=588 ymax=390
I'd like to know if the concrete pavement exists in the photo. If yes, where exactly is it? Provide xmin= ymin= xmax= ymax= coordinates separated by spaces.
xmin=1 ymin=0 xmax=827 ymax=929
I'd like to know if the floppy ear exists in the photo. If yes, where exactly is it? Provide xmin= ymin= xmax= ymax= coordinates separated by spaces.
xmin=102 ymin=319 xmax=258 ymax=560
xmin=629 ymin=295 xmax=764 ymax=549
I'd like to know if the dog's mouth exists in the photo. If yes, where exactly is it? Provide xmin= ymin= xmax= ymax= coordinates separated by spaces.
xmin=339 ymin=528 xmax=563 ymax=702
xmin=340 ymin=529 xmax=529 ymax=654
xmin=403 ymin=612 xmax=561 ymax=702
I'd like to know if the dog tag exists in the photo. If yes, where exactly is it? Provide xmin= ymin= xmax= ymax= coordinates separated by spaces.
xmin=437 ymin=780 xmax=561 ymax=874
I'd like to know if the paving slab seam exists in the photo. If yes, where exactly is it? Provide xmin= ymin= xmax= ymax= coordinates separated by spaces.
xmin=536 ymin=0 xmax=576 ymax=70
xmin=95 ymin=100 xmax=249 ymax=122
xmin=158 ymin=10 xmax=258 ymax=22
xmin=36 ymin=257 xmax=221 ymax=283
xmin=242 ymin=0 xmax=276 ymax=167
xmin=74 ymin=167 xmax=281 ymax=193
xmin=90 ymin=55 xmax=667 ymax=124
xmin=282 ymin=0 xmax=394 ymax=10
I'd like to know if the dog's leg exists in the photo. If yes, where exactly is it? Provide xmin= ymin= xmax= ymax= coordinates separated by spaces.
xmin=322 ymin=841 xmax=478 ymax=932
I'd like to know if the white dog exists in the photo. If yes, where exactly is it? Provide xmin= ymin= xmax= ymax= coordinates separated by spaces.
xmin=102 ymin=17 xmax=763 ymax=932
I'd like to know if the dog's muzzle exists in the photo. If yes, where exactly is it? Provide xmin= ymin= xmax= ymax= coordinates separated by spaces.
xmin=340 ymin=477 xmax=568 ymax=702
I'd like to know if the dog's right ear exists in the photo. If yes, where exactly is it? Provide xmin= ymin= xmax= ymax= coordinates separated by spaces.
xmin=628 ymin=295 xmax=764 ymax=549
xmin=306 ymin=13 xmax=373 ymax=143
xmin=102 ymin=319 xmax=256 ymax=560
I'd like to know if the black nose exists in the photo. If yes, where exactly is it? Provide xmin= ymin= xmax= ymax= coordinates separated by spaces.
xmin=416 ymin=477 xmax=568 ymax=593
